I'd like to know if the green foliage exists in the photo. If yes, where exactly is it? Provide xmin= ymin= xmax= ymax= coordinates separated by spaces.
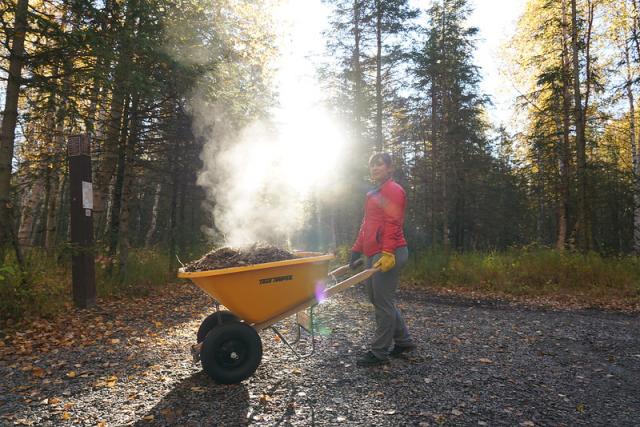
xmin=96 ymin=249 xmax=175 ymax=297
xmin=403 ymin=248 xmax=640 ymax=299
xmin=0 ymin=250 xmax=69 ymax=321
xmin=0 ymin=248 xmax=182 ymax=322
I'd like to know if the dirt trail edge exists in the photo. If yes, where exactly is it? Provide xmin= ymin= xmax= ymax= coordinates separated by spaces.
xmin=1 ymin=283 xmax=638 ymax=426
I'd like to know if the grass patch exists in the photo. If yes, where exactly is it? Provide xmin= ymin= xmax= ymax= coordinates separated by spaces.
xmin=0 ymin=250 xmax=69 ymax=321
xmin=0 ymin=247 xmax=180 ymax=323
xmin=97 ymin=249 xmax=175 ymax=297
xmin=403 ymin=248 xmax=640 ymax=304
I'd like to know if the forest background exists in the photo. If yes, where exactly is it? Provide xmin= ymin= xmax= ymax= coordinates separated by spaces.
xmin=1 ymin=0 xmax=639 ymax=320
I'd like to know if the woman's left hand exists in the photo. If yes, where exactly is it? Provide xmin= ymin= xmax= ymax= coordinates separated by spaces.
xmin=374 ymin=251 xmax=396 ymax=272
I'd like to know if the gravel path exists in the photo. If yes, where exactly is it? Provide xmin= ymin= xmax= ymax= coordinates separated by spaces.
xmin=1 ymin=283 xmax=638 ymax=426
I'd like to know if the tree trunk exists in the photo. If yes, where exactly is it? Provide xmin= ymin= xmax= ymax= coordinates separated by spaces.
xmin=85 ymin=56 xmax=106 ymax=137
xmin=353 ymin=0 xmax=364 ymax=145
xmin=557 ymin=0 xmax=572 ymax=250
xmin=46 ymin=57 xmax=72 ymax=253
xmin=625 ymin=32 xmax=640 ymax=253
xmin=118 ymin=95 xmax=140 ymax=275
xmin=44 ymin=169 xmax=60 ymax=252
xmin=440 ymin=2 xmax=450 ymax=250
xmin=430 ymin=86 xmax=438 ymax=246
xmin=94 ymin=86 xmax=128 ymax=239
xmin=108 ymin=96 xmax=131 ymax=257
xmin=18 ymin=178 xmax=45 ymax=247
xmin=169 ymin=165 xmax=179 ymax=271
xmin=0 ymin=0 xmax=29 ymax=254
xmin=57 ymin=173 xmax=69 ymax=242
xmin=633 ymin=0 xmax=640 ymax=61
xmin=375 ymin=0 xmax=383 ymax=151
xmin=93 ymin=0 xmax=138 ymax=239
xmin=145 ymin=183 xmax=162 ymax=247
xmin=570 ymin=0 xmax=590 ymax=252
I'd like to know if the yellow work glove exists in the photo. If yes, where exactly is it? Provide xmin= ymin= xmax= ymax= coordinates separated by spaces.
xmin=374 ymin=251 xmax=396 ymax=272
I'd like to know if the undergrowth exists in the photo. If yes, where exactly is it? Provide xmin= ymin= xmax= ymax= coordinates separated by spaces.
xmin=0 ymin=247 xmax=179 ymax=323
xmin=402 ymin=247 xmax=640 ymax=301
xmin=3 ymin=245 xmax=639 ymax=322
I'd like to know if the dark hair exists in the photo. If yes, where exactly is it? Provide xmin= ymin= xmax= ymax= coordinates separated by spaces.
xmin=368 ymin=152 xmax=392 ymax=167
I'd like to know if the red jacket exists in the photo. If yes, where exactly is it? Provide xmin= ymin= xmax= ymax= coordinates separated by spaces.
xmin=352 ymin=178 xmax=407 ymax=257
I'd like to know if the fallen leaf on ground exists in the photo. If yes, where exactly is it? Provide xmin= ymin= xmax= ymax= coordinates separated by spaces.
xmin=160 ymin=408 xmax=175 ymax=417
xmin=105 ymin=376 xmax=117 ymax=387
xmin=66 ymin=371 xmax=76 ymax=378
xmin=259 ymin=394 xmax=272 ymax=403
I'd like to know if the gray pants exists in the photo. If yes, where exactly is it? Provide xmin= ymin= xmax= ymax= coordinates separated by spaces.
xmin=365 ymin=246 xmax=412 ymax=360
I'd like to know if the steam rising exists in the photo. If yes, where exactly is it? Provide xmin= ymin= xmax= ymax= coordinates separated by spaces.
xmin=193 ymin=1 xmax=349 ymax=248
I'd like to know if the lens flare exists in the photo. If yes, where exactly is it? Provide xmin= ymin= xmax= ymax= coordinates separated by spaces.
xmin=314 ymin=280 xmax=327 ymax=304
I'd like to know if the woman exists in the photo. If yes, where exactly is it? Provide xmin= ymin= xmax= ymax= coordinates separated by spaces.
xmin=350 ymin=153 xmax=415 ymax=366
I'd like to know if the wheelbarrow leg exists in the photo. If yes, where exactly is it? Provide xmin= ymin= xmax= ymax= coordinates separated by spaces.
xmin=270 ymin=306 xmax=316 ymax=359
xmin=271 ymin=326 xmax=309 ymax=359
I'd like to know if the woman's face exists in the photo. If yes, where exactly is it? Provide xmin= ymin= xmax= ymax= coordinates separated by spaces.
xmin=369 ymin=159 xmax=392 ymax=184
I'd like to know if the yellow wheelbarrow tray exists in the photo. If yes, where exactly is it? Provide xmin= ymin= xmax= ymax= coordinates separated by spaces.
xmin=177 ymin=252 xmax=377 ymax=384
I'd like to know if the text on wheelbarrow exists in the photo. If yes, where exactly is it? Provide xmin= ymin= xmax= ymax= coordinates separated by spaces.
xmin=259 ymin=275 xmax=294 ymax=285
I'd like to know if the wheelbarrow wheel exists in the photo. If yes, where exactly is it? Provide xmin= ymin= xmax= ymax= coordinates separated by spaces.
xmin=197 ymin=310 xmax=240 ymax=343
xmin=200 ymin=322 xmax=262 ymax=384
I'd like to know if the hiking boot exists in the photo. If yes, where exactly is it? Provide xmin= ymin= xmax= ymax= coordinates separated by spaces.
xmin=356 ymin=351 xmax=389 ymax=367
xmin=389 ymin=343 xmax=416 ymax=358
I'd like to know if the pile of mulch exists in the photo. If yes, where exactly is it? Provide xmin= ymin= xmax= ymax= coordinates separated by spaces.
xmin=183 ymin=243 xmax=295 ymax=272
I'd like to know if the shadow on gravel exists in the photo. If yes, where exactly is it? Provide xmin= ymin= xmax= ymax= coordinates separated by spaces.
xmin=134 ymin=371 xmax=249 ymax=426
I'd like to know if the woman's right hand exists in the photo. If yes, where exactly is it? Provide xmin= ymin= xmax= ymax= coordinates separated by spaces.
xmin=349 ymin=251 xmax=362 ymax=269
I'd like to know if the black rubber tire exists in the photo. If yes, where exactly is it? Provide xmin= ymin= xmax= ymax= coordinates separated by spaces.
xmin=196 ymin=311 xmax=240 ymax=343
xmin=200 ymin=322 xmax=263 ymax=384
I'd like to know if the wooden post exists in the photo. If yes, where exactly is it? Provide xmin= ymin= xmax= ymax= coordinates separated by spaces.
xmin=68 ymin=134 xmax=96 ymax=308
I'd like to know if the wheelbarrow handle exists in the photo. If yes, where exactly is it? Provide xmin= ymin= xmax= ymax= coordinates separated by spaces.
xmin=328 ymin=258 xmax=364 ymax=278
xmin=328 ymin=264 xmax=352 ymax=278
xmin=324 ymin=267 xmax=379 ymax=299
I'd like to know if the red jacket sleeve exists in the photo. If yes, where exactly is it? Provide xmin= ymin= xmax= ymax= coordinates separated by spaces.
xmin=380 ymin=182 xmax=406 ymax=253
xmin=352 ymin=219 xmax=365 ymax=252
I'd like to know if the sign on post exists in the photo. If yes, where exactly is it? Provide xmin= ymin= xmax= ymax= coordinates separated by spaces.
xmin=68 ymin=134 xmax=96 ymax=308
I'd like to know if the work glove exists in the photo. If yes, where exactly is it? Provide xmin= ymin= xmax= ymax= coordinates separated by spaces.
xmin=349 ymin=251 xmax=362 ymax=269
xmin=373 ymin=251 xmax=396 ymax=272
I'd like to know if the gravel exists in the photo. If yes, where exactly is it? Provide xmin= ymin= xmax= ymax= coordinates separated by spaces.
xmin=1 ymin=283 xmax=638 ymax=426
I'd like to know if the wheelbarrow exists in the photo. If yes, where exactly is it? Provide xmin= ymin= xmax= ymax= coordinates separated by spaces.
xmin=177 ymin=252 xmax=377 ymax=384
